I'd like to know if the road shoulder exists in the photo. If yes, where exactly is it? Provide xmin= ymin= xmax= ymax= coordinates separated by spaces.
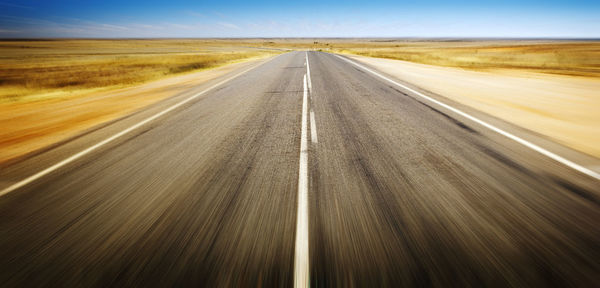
xmin=340 ymin=53 xmax=600 ymax=176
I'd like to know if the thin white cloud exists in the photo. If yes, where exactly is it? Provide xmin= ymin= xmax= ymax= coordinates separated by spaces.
xmin=131 ymin=23 xmax=158 ymax=29
xmin=0 ymin=2 xmax=32 ymax=9
xmin=0 ymin=15 xmax=55 ymax=25
xmin=217 ymin=22 xmax=240 ymax=30
xmin=168 ymin=23 xmax=193 ymax=29
xmin=2 ymin=7 xmax=598 ymax=38
xmin=100 ymin=23 xmax=129 ymax=31
xmin=187 ymin=11 xmax=204 ymax=18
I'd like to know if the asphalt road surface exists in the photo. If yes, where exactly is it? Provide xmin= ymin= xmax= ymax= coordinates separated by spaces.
xmin=0 ymin=51 xmax=598 ymax=287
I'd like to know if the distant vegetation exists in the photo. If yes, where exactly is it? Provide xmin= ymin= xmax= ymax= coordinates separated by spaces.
xmin=0 ymin=40 xmax=280 ymax=102
xmin=1 ymin=39 xmax=598 ymax=103
xmin=259 ymin=39 xmax=600 ymax=77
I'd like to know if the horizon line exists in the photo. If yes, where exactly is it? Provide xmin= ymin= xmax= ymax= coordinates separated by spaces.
xmin=1 ymin=37 xmax=599 ymax=41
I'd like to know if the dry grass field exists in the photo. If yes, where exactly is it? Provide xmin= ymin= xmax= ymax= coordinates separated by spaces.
xmin=1 ymin=39 xmax=599 ymax=163
xmin=0 ymin=39 xmax=280 ymax=103
xmin=257 ymin=39 xmax=600 ymax=78
xmin=0 ymin=39 xmax=281 ymax=164
xmin=2 ymin=39 xmax=597 ymax=104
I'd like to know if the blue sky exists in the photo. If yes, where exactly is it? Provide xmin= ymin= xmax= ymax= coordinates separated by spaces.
xmin=0 ymin=0 xmax=598 ymax=38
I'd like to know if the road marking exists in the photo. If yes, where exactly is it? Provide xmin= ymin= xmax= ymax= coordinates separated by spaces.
xmin=335 ymin=54 xmax=600 ymax=181
xmin=310 ymin=110 xmax=318 ymax=143
xmin=305 ymin=51 xmax=312 ymax=92
xmin=305 ymin=52 xmax=317 ymax=144
xmin=294 ymin=73 xmax=310 ymax=288
xmin=0 ymin=56 xmax=279 ymax=197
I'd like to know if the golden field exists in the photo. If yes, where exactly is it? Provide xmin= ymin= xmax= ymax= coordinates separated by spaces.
xmin=0 ymin=39 xmax=281 ymax=164
xmin=2 ymin=39 xmax=598 ymax=104
xmin=1 ymin=39 xmax=599 ymax=163
xmin=0 ymin=39 xmax=281 ymax=103
xmin=259 ymin=39 xmax=600 ymax=77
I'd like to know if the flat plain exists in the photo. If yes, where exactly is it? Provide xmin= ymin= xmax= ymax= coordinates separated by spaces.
xmin=0 ymin=39 xmax=281 ymax=164
xmin=261 ymin=38 xmax=600 ymax=77
xmin=0 ymin=39 xmax=281 ymax=103
xmin=2 ymin=39 xmax=598 ymax=162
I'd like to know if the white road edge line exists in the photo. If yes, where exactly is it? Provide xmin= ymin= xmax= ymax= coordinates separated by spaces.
xmin=294 ymin=73 xmax=310 ymax=288
xmin=334 ymin=54 xmax=600 ymax=181
xmin=0 ymin=56 xmax=277 ymax=197
xmin=310 ymin=110 xmax=318 ymax=144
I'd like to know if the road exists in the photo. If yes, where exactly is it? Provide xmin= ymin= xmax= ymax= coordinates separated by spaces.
xmin=0 ymin=51 xmax=598 ymax=287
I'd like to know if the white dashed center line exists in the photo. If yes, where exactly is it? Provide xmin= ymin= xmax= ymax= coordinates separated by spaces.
xmin=294 ymin=53 xmax=310 ymax=287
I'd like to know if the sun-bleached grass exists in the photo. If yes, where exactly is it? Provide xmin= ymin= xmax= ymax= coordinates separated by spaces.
xmin=4 ymin=39 xmax=596 ymax=104
xmin=1 ymin=38 xmax=598 ymax=163
xmin=331 ymin=42 xmax=600 ymax=77
xmin=0 ymin=39 xmax=280 ymax=102
xmin=251 ymin=39 xmax=600 ymax=78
